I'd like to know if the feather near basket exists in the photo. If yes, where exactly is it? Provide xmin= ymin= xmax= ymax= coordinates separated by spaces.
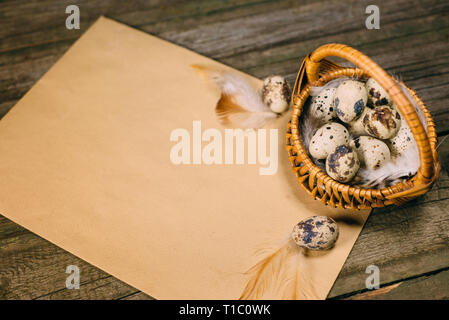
xmin=286 ymin=44 xmax=440 ymax=210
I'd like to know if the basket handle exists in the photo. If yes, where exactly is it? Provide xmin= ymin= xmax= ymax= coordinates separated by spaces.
xmin=305 ymin=43 xmax=435 ymax=184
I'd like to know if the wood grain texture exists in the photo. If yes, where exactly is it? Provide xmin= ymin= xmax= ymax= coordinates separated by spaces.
xmin=0 ymin=0 xmax=448 ymax=299
xmin=343 ymin=268 xmax=449 ymax=300
xmin=0 ymin=214 xmax=152 ymax=300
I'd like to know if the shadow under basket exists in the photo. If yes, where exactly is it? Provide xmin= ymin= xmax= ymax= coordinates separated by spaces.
xmin=286 ymin=43 xmax=440 ymax=210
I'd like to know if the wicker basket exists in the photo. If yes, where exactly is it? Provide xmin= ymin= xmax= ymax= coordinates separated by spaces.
xmin=286 ymin=44 xmax=440 ymax=210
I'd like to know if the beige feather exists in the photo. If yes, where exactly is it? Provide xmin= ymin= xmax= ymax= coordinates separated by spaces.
xmin=191 ymin=64 xmax=276 ymax=129
xmin=239 ymin=238 xmax=318 ymax=300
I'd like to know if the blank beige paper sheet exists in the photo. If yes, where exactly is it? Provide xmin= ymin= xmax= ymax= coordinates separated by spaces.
xmin=0 ymin=17 xmax=370 ymax=299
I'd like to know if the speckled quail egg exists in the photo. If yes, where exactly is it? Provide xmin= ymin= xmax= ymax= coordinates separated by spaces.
xmin=388 ymin=118 xmax=416 ymax=157
xmin=350 ymin=136 xmax=391 ymax=170
xmin=309 ymin=87 xmax=337 ymax=124
xmin=366 ymin=77 xmax=392 ymax=107
xmin=326 ymin=145 xmax=360 ymax=183
xmin=309 ymin=122 xmax=349 ymax=159
xmin=334 ymin=80 xmax=367 ymax=123
xmin=363 ymin=106 xmax=401 ymax=139
xmin=291 ymin=216 xmax=339 ymax=250
xmin=348 ymin=106 xmax=372 ymax=137
xmin=262 ymin=75 xmax=291 ymax=113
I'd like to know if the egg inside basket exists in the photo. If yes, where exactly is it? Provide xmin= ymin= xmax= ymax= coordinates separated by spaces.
xmin=286 ymin=44 xmax=440 ymax=209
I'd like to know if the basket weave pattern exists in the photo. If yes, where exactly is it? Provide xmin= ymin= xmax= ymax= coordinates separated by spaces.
xmin=286 ymin=44 xmax=440 ymax=209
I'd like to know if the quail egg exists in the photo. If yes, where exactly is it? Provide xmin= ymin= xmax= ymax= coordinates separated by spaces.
xmin=309 ymin=87 xmax=337 ymax=124
xmin=334 ymin=80 xmax=367 ymax=123
xmin=363 ymin=106 xmax=401 ymax=139
xmin=309 ymin=122 xmax=350 ymax=159
xmin=291 ymin=216 xmax=339 ymax=250
xmin=388 ymin=118 xmax=416 ymax=157
xmin=348 ymin=106 xmax=372 ymax=137
xmin=350 ymin=136 xmax=391 ymax=170
xmin=366 ymin=77 xmax=392 ymax=107
xmin=326 ymin=145 xmax=360 ymax=183
xmin=262 ymin=75 xmax=291 ymax=113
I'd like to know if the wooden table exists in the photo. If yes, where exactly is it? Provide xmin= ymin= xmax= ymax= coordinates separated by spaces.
xmin=1 ymin=0 xmax=448 ymax=300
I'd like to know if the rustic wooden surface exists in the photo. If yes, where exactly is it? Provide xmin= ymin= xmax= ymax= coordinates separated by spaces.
xmin=0 ymin=0 xmax=448 ymax=300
